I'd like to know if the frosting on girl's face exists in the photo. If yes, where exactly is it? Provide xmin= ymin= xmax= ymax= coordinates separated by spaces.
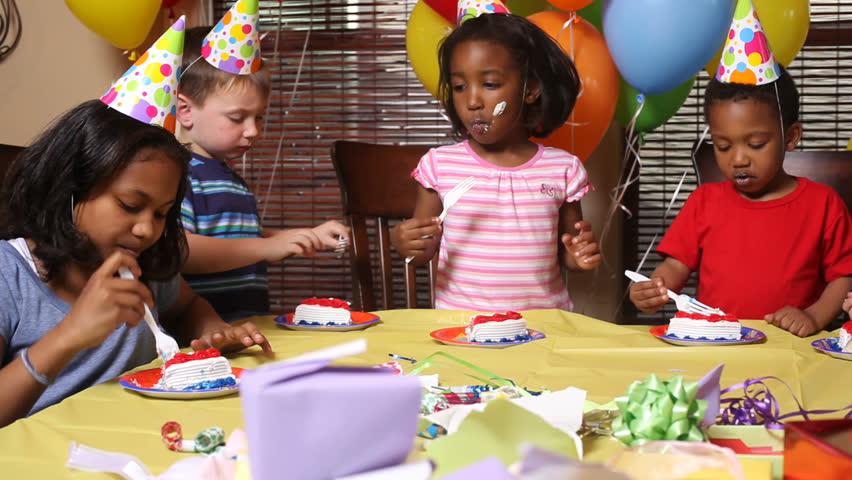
xmin=492 ymin=101 xmax=507 ymax=117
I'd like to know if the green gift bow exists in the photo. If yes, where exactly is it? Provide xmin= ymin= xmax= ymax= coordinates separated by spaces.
xmin=611 ymin=374 xmax=708 ymax=446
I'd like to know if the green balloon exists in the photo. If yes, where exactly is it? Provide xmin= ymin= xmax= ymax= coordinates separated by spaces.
xmin=506 ymin=0 xmax=554 ymax=17
xmin=577 ymin=0 xmax=602 ymax=30
xmin=614 ymin=76 xmax=695 ymax=133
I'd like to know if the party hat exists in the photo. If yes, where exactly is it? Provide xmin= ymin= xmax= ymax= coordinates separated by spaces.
xmin=715 ymin=0 xmax=780 ymax=85
xmin=100 ymin=16 xmax=185 ymax=133
xmin=457 ymin=0 xmax=510 ymax=25
xmin=202 ymin=0 xmax=262 ymax=74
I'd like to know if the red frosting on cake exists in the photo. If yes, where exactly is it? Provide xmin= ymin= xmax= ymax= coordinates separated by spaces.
xmin=842 ymin=320 xmax=852 ymax=334
xmin=470 ymin=311 xmax=523 ymax=326
xmin=164 ymin=348 xmax=221 ymax=368
xmin=674 ymin=311 xmax=738 ymax=323
xmin=300 ymin=297 xmax=351 ymax=310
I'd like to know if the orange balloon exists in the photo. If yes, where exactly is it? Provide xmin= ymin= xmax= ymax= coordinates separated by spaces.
xmin=528 ymin=11 xmax=618 ymax=162
xmin=548 ymin=0 xmax=594 ymax=10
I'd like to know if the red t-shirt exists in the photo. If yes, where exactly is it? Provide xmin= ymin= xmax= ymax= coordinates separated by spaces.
xmin=657 ymin=178 xmax=852 ymax=319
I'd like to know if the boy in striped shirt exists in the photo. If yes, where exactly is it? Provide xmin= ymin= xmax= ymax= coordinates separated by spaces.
xmin=176 ymin=21 xmax=347 ymax=320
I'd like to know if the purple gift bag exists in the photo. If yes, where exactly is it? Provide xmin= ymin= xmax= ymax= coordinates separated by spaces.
xmin=240 ymin=340 xmax=422 ymax=480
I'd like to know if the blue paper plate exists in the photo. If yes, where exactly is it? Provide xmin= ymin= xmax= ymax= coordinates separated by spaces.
xmin=650 ymin=325 xmax=766 ymax=346
xmin=811 ymin=337 xmax=852 ymax=361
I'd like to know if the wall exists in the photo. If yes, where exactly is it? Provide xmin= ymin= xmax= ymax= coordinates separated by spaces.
xmin=0 ymin=0 xmax=206 ymax=147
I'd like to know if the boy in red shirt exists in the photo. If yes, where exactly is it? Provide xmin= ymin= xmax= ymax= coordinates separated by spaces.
xmin=629 ymin=6 xmax=852 ymax=336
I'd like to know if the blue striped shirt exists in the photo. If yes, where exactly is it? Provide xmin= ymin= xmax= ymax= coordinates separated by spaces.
xmin=180 ymin=153 xmax=269 ymax=320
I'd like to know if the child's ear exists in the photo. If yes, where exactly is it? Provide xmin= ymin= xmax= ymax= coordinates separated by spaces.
xmin=784 ymin=121 xmax=803 ymax=152
xmin=524 ymin=80 xmax=541 ymax=104
xmin=176 ymin=93 xmax=194 ymax=129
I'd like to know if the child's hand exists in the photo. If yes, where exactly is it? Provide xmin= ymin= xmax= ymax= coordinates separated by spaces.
xmin=266 ymin=228 xmax=325 ymax=259
xmin=843 ymin=292 xmax=852 ymax=318
xmin=391 ymin=217 xmax=442 ymax=261
xmin=629 ymin=277 xmax=669 ymax=314
xmin=61 ymin=253 xmax=152 ymax=350
xmin=561 ymin=220 xmax=600 ymax=270
xmin=311 ymin=220 xmax=351 ymax=250
xmin=190 ymin=320 xmax=273 ymax=355
xmin=764 ymin=307 xmax=819 ymax=337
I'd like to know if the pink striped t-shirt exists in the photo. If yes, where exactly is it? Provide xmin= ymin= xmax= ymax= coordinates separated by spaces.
xmin=413 ymin=140 xmax=591 ymax=311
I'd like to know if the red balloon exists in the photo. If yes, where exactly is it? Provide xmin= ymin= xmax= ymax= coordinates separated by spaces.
xmin=547 ymin=0 xmax=593 ymax=10
xmin=528 ymin=11 xmax=618 ymax=162
xmin=422 ymin=0 xmax=457 ymax=24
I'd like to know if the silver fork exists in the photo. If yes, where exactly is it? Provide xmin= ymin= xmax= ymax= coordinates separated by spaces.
xmin=118 ymin=267 xmax=181 ymax=361
xmin=624 ymin=270 xmax=723 ymax=315
xmin=405 ymin=176 xmax=476 ymax=264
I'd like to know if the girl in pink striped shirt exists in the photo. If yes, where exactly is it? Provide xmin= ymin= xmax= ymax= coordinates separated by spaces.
xmin=391 ymin=13 xmax=601 ymax=311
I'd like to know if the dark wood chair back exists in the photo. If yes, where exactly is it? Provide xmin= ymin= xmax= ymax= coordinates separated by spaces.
xmin=331 ymin=140 xmax=437 ymax=311
xmin=693 ymin=140 xmax=852 ymax=211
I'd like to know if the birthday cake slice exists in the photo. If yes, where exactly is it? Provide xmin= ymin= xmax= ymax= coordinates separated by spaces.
xmin=156 ymin=348 xmax=236 ymax=390
xmin=293 ymin=297 xmax=352 ymax=325
xmin=465 ymin=311 xmax=530 ymax=343
xmin=666 ymin=311 xmax=742 ymax=340
xmin=839 ymin=320 xmax=852 ymax=353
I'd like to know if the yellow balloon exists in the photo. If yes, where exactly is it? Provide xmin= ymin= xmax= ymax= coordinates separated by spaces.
xmin=406 ymin=0 xmax=453 ymax=97
xmin=705 ymin=0 xmax=809 ymax=76
xmin=65 ymin=0 xmax=161 ymax=50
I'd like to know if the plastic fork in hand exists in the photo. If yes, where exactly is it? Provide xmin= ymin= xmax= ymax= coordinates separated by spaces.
xmin=117 ymin=267 xmax=180 ymax=361
xmin=405 ymin=176 xmax=477 ymax=264
xmin=623 ymin=269 xmax=724 ymax=315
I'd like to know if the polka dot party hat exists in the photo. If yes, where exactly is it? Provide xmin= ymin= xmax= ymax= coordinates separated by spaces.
xmin=202 ymin=0 xmax=261 ymax=74
xmin=715 ymin=0 xmax=781 ymax=85
xmin=100 ymin=16 xmax=185 ymax=133
xmin=457 ymin=0 xmax=510 ymax=25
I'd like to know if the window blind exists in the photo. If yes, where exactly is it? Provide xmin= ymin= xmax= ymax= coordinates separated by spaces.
xmin=624 ymin=2 xmax=852 ymax=323
xmin=211 ymin=0 xmax=451 ymax=313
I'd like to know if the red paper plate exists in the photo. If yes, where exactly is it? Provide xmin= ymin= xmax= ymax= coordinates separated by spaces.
xmin=274 ymin=311 xmax=380 ymax=331
xmin=429 ymin=326 xmax=545 ymax=349
xmin=119 ymin=367 xmax=244 ymax=399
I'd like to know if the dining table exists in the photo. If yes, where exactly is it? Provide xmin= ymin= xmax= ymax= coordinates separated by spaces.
xmin=0 ymin=309 xmax=847 ymax=478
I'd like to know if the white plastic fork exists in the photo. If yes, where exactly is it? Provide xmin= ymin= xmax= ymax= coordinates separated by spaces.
xmin=405 ymin=176 xmax=477 ymax=264
xmin=117 ymin=267 xmax=180 ymax=361
xmin=624 ymin=270 xmax=724 ymax=315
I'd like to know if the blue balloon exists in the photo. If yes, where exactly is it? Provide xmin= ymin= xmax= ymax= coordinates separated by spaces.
xmin=602 ymin=0 xmax=734 ymax=94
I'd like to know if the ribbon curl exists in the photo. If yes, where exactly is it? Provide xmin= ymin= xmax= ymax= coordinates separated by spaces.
xmin=612 ymin=374 xmax=708 ymax=446
xmin=718 ymin=376 xmax=852 ymax=429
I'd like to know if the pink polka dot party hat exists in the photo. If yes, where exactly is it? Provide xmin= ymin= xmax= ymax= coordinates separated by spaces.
xmin=457 ymin=0 xmax=510 ymax=25
xmin=202 ymin=0 xmax=261 ymax=74
xmin=715 ymin=0 xmax=781 ymax=85
xmin=99 ymin=15 xmax=185 ymax=133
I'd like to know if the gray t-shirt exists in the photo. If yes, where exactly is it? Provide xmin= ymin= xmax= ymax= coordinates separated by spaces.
xmin=0 ymin=241 xmax=180 ymax=415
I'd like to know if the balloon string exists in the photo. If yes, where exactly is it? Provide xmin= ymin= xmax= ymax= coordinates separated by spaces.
xmin=635 ymin=170 xmax=687 ymax=273
xmin=555 ymin=13 xmax=585 ymax=154
xmin=598 ymin=96 xmax=645 ymax=254
xmin=261 ymin=22 xmax=311 ymax=222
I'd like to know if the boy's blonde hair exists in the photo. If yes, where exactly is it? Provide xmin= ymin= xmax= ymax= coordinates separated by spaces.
xmin=179 ymin=26 xmax=271 ymax=105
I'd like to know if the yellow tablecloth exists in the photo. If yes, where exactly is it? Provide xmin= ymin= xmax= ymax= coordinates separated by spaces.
xmin=0 ymin=310 xmax=845 ymax=478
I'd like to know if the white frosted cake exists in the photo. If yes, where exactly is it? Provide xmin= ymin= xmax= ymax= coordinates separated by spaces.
xmin=666 ymin=311 xmax=742 ymax=340
xmin=293 ymin=297 xmax=352 ymax=325
xmin=156 ymin=348 xmax=236 ymax=390
xmin=465 ymin=311 xmax=530 ymax=343
xmin=839 ymin=320 xmax=852 ymax=353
